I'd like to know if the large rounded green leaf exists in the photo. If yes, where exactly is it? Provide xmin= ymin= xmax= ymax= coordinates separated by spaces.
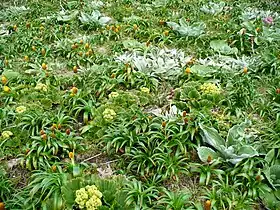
xmin=197 ymin=146 xmax=219 ymax=162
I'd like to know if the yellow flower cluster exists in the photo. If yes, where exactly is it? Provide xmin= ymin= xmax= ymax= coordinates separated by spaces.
xmin=200 ymin=83 xmax=221 ymax=94
xmin=35 ymin=83 xmax=48 ymax=92
xmin=109 ymin=92 xmax=119 ymax=99
xmin=103 ymin=108 xmax=116 ymax=120
xmin=1 ymin=131 xmax=13 ymax=139
xmin=75 ymin=185 xmax=102 ymax=210
xmin=140 ymin=87 xmax=150 ymax=93
xmin=16 ymin=106 xmax=27 ymax=113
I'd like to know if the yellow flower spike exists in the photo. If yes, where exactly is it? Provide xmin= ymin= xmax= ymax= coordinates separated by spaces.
xmin=3 ymin=86 xmax=11 ymax=93
xmin=243 ymin=66 xmax=248 ymax=74
xmin=1 ymin=76 xmax=8 ymax=85
xmin=73 ymin=66 xmax=78 ymax=73
xmin=185 ymin=67 xmax=191 ymax=74
xmin=69 ymin=151 xmax=74 ymax=159
xmin=24 ymin=55 xmax=29 ymax=62
xmin=51 ymin=165 xmax=57 ymax=172
xmin=32 ymin=46 xmax=36 ymax=51
xmin=164 ymin=30 xmax=169 ymax=36
xmin=42 ymin=63 xmax=47 ymax=70
xmin=88 ymin=49 xmax=93 ymax=55
xmin=41 ymin=48 xmax=46 ymax=56
xmin=133 ymin=24 xmax=138 ymax=30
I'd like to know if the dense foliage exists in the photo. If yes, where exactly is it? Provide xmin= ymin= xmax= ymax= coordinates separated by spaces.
xmin=0 ymin=0 xmax=280 ymax=209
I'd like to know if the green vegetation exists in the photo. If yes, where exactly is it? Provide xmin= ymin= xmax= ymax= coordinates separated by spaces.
xmin=1 ymin=0 xmax=280 ymax=209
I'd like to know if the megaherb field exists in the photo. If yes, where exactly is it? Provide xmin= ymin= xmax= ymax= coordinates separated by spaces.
xmin=0 ymin=0 xmax=280 ymax=209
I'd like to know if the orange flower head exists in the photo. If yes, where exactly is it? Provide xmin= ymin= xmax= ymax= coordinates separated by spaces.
xmin=205 ymin=200 xmax=211 ymax=210
xmin=71 ymin=87 xmax=78 ymax=94
xmin=207 ymin=155 xmax=212 ymax=163
xmin=41 ymin=134 xmax=47 ymax=140
xmin=0 ymin=202 xmax=5 ymax=210
xmin=66 ymin=128 xmax=71 ymax=135
xmin=51 ymin=165 xmax=57 ymax=172
xmin=159 ymin=20 xmax=165 ymax=25
xmin=40 ymin=130 xmax=45 ymax=135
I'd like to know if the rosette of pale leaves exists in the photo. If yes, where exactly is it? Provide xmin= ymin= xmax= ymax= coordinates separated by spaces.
xmin=210 ymin=40 xmax=238 ymax=55
xmin=79 ymin=10 xmax=111 ymax=26
xmin=166 ymin=18 xmax=205 ymax=37
xmin=200 ymin=2 xmax=225 ymax=15
xmin=116 ymin=44 xmax=189 ymax=79
xmin=241 ymin=7 xmax=279 ymax=21
xmin=197 ymin=120 xmax=259 ymax=164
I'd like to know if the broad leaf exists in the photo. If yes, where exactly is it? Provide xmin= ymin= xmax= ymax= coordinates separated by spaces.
xmin=226 ymin=120 xmax=251 ymax=147
xmin=167 ymin=18 xmax=205 ymax=37
xmin=199 ymin=123 xmax=225 ymax=150
xmin=197 ymin=146 xmax=219 ymax=162
xmin=200 ymin=2 xmax=225 ymax=15
xmin=210 ymin=40 xmax=238 ymax=55
xmin=190 ymin=64 xmax=217 ymax=77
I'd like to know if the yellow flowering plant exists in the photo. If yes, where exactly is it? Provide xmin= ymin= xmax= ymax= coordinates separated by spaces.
xmin=75 ymin=185 xmax=102 ymax=210
xmin=35 ymin=83 xmax=48 ymax=92
xmin=1 ymin=131 xmax=13 ymax=139
xmin=199 ymin=83 xmax=221 ymax=95
xmin=103 ymin=109 xmax=116 ymax=121
xmin=16 ymin=106 xmax=27 ymax=113
xmin=140 ymin=87 xmax=150 ymax=94
xmin=108 ymin=92 xmax=119 ymax=99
